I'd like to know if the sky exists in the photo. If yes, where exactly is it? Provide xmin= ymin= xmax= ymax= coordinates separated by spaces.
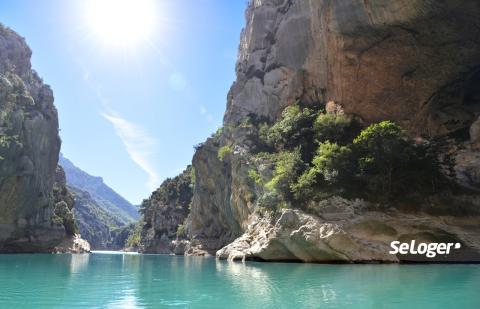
xmin=0 ymin=0 xmax=247 ymax=204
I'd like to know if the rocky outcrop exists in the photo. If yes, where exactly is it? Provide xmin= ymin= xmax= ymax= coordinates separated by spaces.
xmin=53 ymin=234 xmax=91 ymax=254
xmin=217 ymin=199 xmax=480 ymax=263
xmin=0 ymin=24 xmax=87 ymax=252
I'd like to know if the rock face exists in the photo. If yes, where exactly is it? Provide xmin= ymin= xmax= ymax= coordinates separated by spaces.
xmin=53 ymin=234 xmax=91 ymax=254
xmin=0 ymin=24 xmax=86 ymax=252
xmin=70 ymin=186 xmax=128 ymax=250
xmin=217 ymin=200 xmax=480 ymax=263
xmin=140 ymin=167 xmax=193 ymax=254
xmin=225 ymin=0 xmax=480 ymax=137
xmin=141 ymin=1 xmax=480 ymax=262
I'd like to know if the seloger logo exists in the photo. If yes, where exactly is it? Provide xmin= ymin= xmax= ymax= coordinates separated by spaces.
xmin=389 ymin=240 xmax=462 ymax=258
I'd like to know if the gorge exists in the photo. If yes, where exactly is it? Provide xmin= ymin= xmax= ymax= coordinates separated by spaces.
xmin=0 ymin=0 xmax=480 ymax=264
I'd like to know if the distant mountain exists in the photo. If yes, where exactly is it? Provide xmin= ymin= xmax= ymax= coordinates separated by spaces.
xmin=59 ymin=154 xmax=139 ymax=225
xmin=70 ymin=186 xmax=134 ymax=250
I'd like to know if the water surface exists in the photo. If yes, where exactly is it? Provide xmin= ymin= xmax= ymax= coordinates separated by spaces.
xmin=0 ymin=253 xmax=479 ymax=308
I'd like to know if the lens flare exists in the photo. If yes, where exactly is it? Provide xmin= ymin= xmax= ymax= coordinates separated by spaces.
xmin=84 ymin=0 xmax=157 ymax=48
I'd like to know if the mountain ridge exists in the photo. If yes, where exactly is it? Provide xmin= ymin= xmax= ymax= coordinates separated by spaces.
xmin=59 ymin=154 xmax=139 ymax=224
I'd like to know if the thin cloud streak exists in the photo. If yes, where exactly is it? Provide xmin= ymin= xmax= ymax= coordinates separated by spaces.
xmin=102 ymin=112 xmax=160 ymax=191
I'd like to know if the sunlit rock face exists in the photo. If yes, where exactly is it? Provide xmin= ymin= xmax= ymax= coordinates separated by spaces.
xmin=226 ymin=0 xmax=480 ymax=136
xmin=0 ymin=24 xmax=82 ymax=252
xmin=217 ymin=203 xmax=480 ymax=263
xmin=182 ymin=0 xmax=480 ymax=262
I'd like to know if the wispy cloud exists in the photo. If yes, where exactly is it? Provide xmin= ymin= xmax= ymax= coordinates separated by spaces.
xmin=200 ymin=104 xmax=214 ymax=123
xmin=102 ymin=111 xmax=160 ymax=190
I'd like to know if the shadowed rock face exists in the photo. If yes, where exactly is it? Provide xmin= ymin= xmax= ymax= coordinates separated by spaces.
xmin=183 ymin=0 xmax=480 ymax=261
xmin=0 ymin=24 xmax=68 ymax=252
xmin=140 ymin=167 xmax=194 ymax=253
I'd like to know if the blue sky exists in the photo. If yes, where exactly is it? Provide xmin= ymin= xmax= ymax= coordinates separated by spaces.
xmin=0 ymin=0 xmax=247 ymax=204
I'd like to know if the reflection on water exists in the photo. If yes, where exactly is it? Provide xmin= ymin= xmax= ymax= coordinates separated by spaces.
xmin=68 ymin=253 xmax=90 ymax=274
xmin=215 ymin=259 xmax=340 ymax=308
xmin=0 ymin=253 xmax=479 ymax=308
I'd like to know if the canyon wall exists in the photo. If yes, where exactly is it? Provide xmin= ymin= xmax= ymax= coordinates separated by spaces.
xmin=143 ymin=0 xmax=480 ymax=262
xmin=0 ymin=24 xmax=87 ymax=252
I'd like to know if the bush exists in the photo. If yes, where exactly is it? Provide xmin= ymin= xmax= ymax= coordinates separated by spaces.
xmin=140 ymin=166 xmax=194 ymax=217
xmin=213 ymin=127 xmax=223 ymax=139
xmin=257 ymin=191 xmax=283 ymax=213
xmin=126 ymin=222 xmax=143 ymax=248
xmin=246 ymin=103 xmax=446 ymax=211
xmin=266 ymin=104 xmax=316 ymax=152
xmin=313 ymin=142 xmax=353 ymax=184
xmin=313 ymin=113 xmax=353 ymax=144
xmin=248 ymin=169 xmax=264 ymax=185
xmin=176 ymin=224 xmax=186 ymax=239
xmin=265 ymin=149 xmax=304 ymax=200
xmin=292 ymin=142 xmax=353 ymax=200
xmin=353 ymin=121 xmax=410 ymax=194
xmin=291 ymin=167 xmax=319 ymax=200
xmin=218 ymin=145 xmax=233 ymax=161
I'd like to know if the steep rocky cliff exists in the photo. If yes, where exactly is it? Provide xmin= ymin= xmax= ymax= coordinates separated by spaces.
xmin=143 ymin=0 xmax=480 ymax=262
xmin=140 ymin=167 xmax=193 ymax=254
xmin=0 ymin=24 xmax=88 ymax=253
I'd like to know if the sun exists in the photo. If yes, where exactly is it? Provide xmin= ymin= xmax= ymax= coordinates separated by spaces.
xmin=83 ymin=0 xmax=157 ymax=48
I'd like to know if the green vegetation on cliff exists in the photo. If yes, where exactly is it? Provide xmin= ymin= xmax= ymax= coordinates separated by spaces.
xmin=245 ymin=103 xmax=450 ymax=213
xmin=139 ymin=166 xmax=194 ymax=252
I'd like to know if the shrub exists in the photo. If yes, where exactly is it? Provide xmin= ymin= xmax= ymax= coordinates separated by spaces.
xmin=266 ymin=104 xmax=316 ymax=152
xmin=257 ymin=191 xmax=283 ymax=213
xmin=176 ymin=224 xmax=186 ymax=239
xmin=291 ymin=167 xmax=319 ymax=200
xmin=0 ymin=134 xmax=22 ymax=148
xmin=212 ymin=127 xmax=223 ymax=139
xmin=126 ymin=222 xmax=143 ymax=248
xmin=351 ymin=120 xmax=442 ymax=200
xmin=217 ymin=145 xmax=233 ymax=161
xmin=140 ymin=166 xmax=193 ymax=216
xmin=292 ymin=142 xmax=353 ymax=200
xmin=352 ymin=121 xmax=410 ymax=193
xmin=313 ymin=142 xmax=353 ymax=184
xmin=248 ymin=169 xmax=264 ymax=185
xmin=265 ymin=149 xmax=304 ymax=200
xmin=190 ymin=166 xmax=196 ymax=184
xmin=313 ymin=112 xmax=353 ymax=144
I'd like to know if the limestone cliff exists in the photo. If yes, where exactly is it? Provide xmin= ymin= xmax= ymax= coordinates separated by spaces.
xmin=140 ymin=167 xmax=193 ymax=254
xmin=0 ymin=24 xmax=87 ymax=253
xmin=225 ymin=0 xmax=480 ymax=137
xmin=143 ymin=0 xmax=480 ymax=262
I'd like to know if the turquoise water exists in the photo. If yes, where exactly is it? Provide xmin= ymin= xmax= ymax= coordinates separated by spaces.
xmin=0 ymin=253 xmax=479 ymax=308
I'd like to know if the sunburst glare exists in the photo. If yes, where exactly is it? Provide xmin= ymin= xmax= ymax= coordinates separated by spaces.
xmin=82 ymin=0 xmax=158 ymax=49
